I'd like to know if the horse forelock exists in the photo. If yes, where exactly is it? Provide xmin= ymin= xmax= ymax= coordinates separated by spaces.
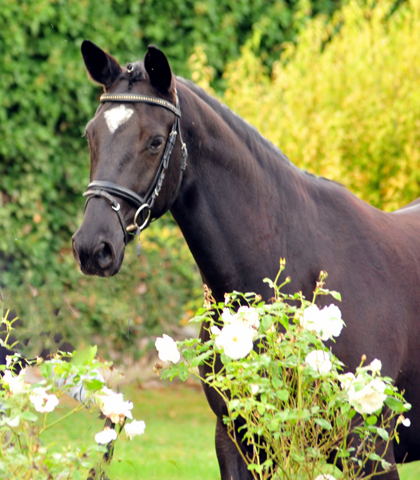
xmin=110 ymin=61 xmax=147 ymax=89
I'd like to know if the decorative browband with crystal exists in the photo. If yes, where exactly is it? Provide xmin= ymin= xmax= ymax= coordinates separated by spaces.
xmin=99 ymin=93 xmax=181 ymax=117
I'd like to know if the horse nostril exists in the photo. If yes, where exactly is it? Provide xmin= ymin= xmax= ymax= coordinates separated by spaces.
xmin=95 ymin=242 xmax=115 ymax=269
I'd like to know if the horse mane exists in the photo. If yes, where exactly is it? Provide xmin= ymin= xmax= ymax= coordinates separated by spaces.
xmin=177 ymin=77 xmax=295 ymax=169
xmin=177 ymin=79 xmax=345 ymax=189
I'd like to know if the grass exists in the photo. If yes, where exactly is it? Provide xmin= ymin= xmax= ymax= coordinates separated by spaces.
xmin=41 ymin=382 xmax=420 ymax=480
xmin=42 ymin=382 xmax=219 ymax=480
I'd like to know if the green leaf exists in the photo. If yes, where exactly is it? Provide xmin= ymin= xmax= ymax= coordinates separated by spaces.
xmin=178 ymin=364 xmax=189 ymax=382
xmin=366 ymin=415 xmax=377 ymax=425
xmin=191 ymin=350 xmax=213 ymax=367
xmin=376 ymin=427 xmax=389 ymax=441
xmin=348 ymin=409 xmax=356 ymax=419
xmin=84 ymin=379 xmax=104 ymax=392
xmin=261 ymin=315 xmax=273 ymax=331
xmin=275 ymin=389 xmax=289 ymax=401
xmin=71 ymin=347 xmax=96 ymax=366
xmin=314 ymin=418 xmax=332 ymax=430
xmin=20 ymin=411 xmax=38 ymax=422
xmin=385 ymin=396 xmax=406 ymax=413
xmin=329 ymin=291 xmax=342 ymax=301
xmin=39 ymin=362 xmax=53 ymax=379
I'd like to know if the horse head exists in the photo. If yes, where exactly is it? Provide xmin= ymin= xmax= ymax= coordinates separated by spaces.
xmin=72 ymin=40 xmax=186 ymax=276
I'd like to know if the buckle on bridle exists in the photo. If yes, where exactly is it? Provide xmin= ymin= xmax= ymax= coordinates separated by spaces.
xmin=126 ymin=203 xmax=151 ymax=233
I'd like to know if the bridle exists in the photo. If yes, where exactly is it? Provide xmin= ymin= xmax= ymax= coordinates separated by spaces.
xmin=83 ymin=91 xmax=188 ymax=245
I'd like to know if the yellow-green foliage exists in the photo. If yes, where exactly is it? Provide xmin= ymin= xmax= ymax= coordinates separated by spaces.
xmin=220 ymin=0 xmax=420 ymax=211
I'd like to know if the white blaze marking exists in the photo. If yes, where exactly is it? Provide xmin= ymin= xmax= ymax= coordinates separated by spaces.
xmin=104 ymin=105 xmax=134 ymax=134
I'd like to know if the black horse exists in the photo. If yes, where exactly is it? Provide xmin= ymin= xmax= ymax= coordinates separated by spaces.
xmin=72 ymin=40 xmax=420 ymax=480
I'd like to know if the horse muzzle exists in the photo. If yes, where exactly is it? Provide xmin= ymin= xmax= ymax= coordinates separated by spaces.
xmin=72 ymin=200 xmax=125 ymax=277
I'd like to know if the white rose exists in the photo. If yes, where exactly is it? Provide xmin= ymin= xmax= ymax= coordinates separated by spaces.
xmin=96 ymin=387 xmax=133 ymax=424
xmin=301 ymin=304 xmax=344 ymax=341
xmin=221 ymin=308 xmax=235 ymax=324
xmin=250 ymin=384 xmax=259 ymax=395
xmin=349 ymin=378 xmax=387 ymax=415
xmin=301 ymin=304 xmax=321 ymax=331
xmin=155 ymin=334 xmax=181 ymax=364
xmin=222 ymin=306 xmax=260 ymax=340
xmin=237 ymin=306 xmax=260 ymax=337
xmin=3 ymin=369 xmax=29 ymax=394
xmin=29 ymin=387 xmax=59 ymax=413
xmin=124 ymin=419 xmax=146 ymax=440
xmin=305 ymin=350 xmax=332 ymax=375
xmin=319 ymin=305 xmax=343 ymax=340
xmin=215 ymin=323 xmax=254 ymax=360
xmin=369 ymin=358 xmax=382 ymax=374
xmin=95 ymin=427 xmax=117 ymax=444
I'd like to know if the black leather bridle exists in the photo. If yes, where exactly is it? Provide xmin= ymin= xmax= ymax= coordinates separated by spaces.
xmin=83 ymin=91 xmax=188 ymax=245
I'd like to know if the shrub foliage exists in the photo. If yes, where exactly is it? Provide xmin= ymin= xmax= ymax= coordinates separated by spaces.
xmin=223 ymin=0 xmax=420 ymax=211
xmin=3 ymin=0 xmax=416 ymax=356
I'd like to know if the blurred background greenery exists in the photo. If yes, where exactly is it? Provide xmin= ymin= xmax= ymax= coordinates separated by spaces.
xmin=1 ymin=0 xmax=420 ymax=365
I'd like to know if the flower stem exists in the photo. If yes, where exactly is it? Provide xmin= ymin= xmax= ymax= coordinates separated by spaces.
xmin=39 ymin=403 xmax=84 ymax=435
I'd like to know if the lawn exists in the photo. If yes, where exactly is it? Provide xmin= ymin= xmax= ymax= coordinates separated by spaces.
xmin=42 ymin=382 xmax=420 ymax=480
xmin=42 ymin=382 xmax=219 ymax=480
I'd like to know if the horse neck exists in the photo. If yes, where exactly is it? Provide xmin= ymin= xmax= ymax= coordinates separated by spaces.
xmin=170 ymin=81 xmax=331 ymax=300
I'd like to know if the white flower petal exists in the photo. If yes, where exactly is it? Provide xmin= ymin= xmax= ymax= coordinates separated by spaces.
xmin=155 ymin=334 xmax=181 ymax=363
xmin=95 ymin=427 xmax=117 ymax=444
xmin=301 ymin=304 xmax=320 ymax=331
xmin=250 ymin=384 xmax=259 ymax=395
xmin=96 ymin=388 xmax=133 ymax=424
xmin=3 ymin=369 xmax=29 ymax=394
xmin=305 ymin=350 xmax=332 ymax=375
xmin=221 ymin=308 xmax=235 ymax=324
xmin=29 ymin=387 xmax=59 ymax=413
xmin=124 ymin=420 xmax=146 ymax=440
xmin=369 ymin=358 xmax=382 ymax=374
xmin=402 ymin=418 xmax=411 ymax=427
xmin=350 ymin=379 xmax=387 ymax=415
xmin=210 ymin=325 xmax=221 ymax=337
xmin=302 ymin=304 xmax=344 ymax=341
xmin=215 ymin=323 xmax=254 ymax=360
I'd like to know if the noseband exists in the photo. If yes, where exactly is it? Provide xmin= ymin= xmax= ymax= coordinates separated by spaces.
xmin=83 ymin=91 xmax=188 ymax=245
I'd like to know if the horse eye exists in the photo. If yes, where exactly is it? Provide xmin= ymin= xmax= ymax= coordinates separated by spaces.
xmin=149 ymin=136 xmax=164 ymax=152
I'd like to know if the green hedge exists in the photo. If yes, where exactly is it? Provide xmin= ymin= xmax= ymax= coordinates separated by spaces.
xmin=222 ymin=0 xmax=420 ymax=211
xmin=0 ymin=0 xmax=340 ymax=357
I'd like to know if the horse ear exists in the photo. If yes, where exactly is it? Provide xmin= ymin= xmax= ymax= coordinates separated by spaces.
xmin=144 ymin=45 xmax=173 ymax=93
xmin=81 ymin=40 xmax=122 ymax=89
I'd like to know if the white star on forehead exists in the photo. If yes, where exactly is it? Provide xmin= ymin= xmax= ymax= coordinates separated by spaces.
xmin=104 ymin=105 xmax=134 ymax=134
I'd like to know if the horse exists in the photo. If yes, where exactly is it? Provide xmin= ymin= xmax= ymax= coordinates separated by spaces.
xmin=72 ymin=40 xmax=420 ymax=480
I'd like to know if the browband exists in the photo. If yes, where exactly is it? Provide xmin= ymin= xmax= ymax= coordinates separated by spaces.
xmin=99 ymin=93 xmax=181 ymax=117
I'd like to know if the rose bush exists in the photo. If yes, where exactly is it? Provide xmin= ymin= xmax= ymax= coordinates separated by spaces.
xmin=157 ymin=263 xmax=411 ymax=480
xmin=0 ymin=310 xmax=146 ymax=479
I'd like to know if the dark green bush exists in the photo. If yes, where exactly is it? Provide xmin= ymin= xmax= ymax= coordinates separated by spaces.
xmin=0 ymin=0 xmax=340 ymax=358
